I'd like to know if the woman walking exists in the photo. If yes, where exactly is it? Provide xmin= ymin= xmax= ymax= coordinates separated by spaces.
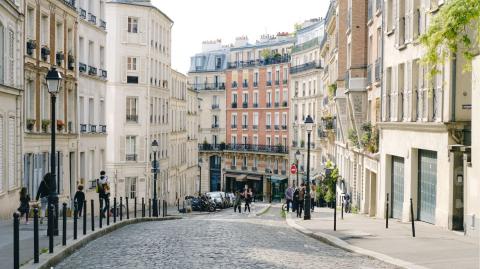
xmin=233 ymin=191 xmax=242 ymax=213
xmin=36 ymin=173 xmax=52 ymax=224
xmin=74 ymin=185 xmax=85 ymax=217
xmin=244 ymin=188 xmax=252 ymax=213
xmin=18 ymin=187 xmax=31 ymax=224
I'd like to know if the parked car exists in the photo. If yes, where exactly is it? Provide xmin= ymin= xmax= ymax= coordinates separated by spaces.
xmin=206 ymin=192 xmax=225 ymax=209
xmin=225 ymin=193 xmax=235 ymax=207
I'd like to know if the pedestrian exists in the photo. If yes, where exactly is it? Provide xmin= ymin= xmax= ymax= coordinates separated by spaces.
xmin=310 ymin=183 xmax=316 ymax=212
xmin=97 ymin=171 xmax=110 ymax=217
xmin=244 ymin=188 xmax=252 ymax=213
xmin=74 ymin=184 xmax=85 ymax=217
xmin=285 ymin=184 xmax=294 ymax=212
xmin=36 ymin=173 xmax=53 ymax=224
xmin=297 ymin=183 xmax=305 ymax=218
xmin=293 ymin=186 xmax=300 ymax=213
xmin=18 ymin=187 xmax=31 ymax=224
xmin=234 ymin=191 xmax=242 ymax=213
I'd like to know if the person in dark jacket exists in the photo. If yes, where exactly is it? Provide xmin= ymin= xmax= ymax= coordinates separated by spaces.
xmin=18 ymin=187 xmax=31 ymax=224
xmin=36 ymin=173 xmax=53 ymax=224
xmin=293 ymin=187 xmax=300 ymax=213
xmin=74 ymin=185 xmax=85 ymax=217
xmin=297 ymin=183 xmax=305 ymax=218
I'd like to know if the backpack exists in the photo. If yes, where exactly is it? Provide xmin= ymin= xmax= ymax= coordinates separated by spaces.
xmin=96 ymin=179 xmax=103 ymax=193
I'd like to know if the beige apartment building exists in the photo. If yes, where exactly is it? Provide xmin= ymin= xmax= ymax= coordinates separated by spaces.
xmin=186 ymin=87 xmax=199 ymax=194
xmin=289 ymin=18 xmax=324 ymax=186
xmin=0 ymin=0 xmax=24 ymax=219
xmin=378 ymin=0 xmax=471 ymax=232
xmin=23 ymin=0 xmax=79 ymax=212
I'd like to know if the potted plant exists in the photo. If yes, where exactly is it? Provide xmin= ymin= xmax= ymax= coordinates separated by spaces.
xmin=68 ymin=51 xmax=75 ymax=70
xmin=26 ymin=119 xmax=36 ymax=131
xmin=41 ymin=119 xmax=51 ymax=132
xmin=57 ymin=120 xmax=65 ymax=131
xmin=41 ymin=46 xmax=50 ymax=61
xmin=26 ymin=39 xmax=36 ymax=56
xmin=56 ymin=51 xmax=64 ymax=66
xmin=300 ymin=140 xmax=305 ymax=148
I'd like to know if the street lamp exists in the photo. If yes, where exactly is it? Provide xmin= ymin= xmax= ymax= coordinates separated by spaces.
xmin=46 ymin=67 xmax=62 ymax=236
xmin=151 ymin=140 xmax=159 ymax=217
xmin=222 ymin=168 xmax=226 ymax=192
xmin=304 ymin=115 xmax=314 ymax=220
xmin=295 ymin=150 xmax=301 ymax=187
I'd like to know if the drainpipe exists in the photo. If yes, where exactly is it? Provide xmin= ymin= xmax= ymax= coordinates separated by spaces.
xmin=451 ymin=54 xmax=457 ymax=122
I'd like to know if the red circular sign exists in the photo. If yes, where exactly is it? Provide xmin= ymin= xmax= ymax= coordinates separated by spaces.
xmin=290 ymin=164 xmax=297 ymax=174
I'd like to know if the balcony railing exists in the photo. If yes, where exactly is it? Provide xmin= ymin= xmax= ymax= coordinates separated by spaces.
xmin=242 ymin=82 xmax=248 ymax=88
xmin=231 ymin=165 xmax=237 ymax=170
xmin=192 ymin=83 xmax=225 ymax=91
xmin=89 ymin=124 xmax=96 ymax=133
xmin=292 ymin=38 xmax=320 ymax=53
xmin=211 ymin=104 xmax=220 ymax=109
xmin=100 ymin=20 xmax=106 ymax=30
xmin=266 ymin=103 xmax=272 ymax=108
xmin=290 ymin=61 xmax=321 ymax=74
xmin=275 ymin=80 xmax=280 ymax=85
xmin=283 ymin=79 xmax=288 ymax=85
xmin=211 ymin=124 xmax=219 ymax=129
xmin=126 ymin=154 xmax=137 ymax=161
xmin=79 ymin=63 xmax=87 ymax=73
xmin=99 ymin=124 xmax=107 ymax=133
xmin=274 ymin=102 xmax=280 ymax=108
xmin=231 ymin=102 xmax=237 ymax=108
xmin=88 ymin=66 xmax=97 ymax=76
xmin=252 ymin=125 xmax=258 ymax=130
xmin=266 ymin=125 xmax=271 ymax=130
xmin=266 ymin=81 xmax=272 ymax=86
xmin=88 ymin=13 xmax=96 ymax=24
xmin=227 ymin=55 xmax=291 ymax=69
xmin=100 ymin=69 xmax=107 ymax=79
xmin=253 ymin=81 xmax=258 ymax=87
xmin=80 ymin=124 xmax=87 ymax=133
xmin=224 ymin=144 xmax=289 ymax=154
xmin=281 ymin=125 xmax=287 ymax=130
xmin=274 ymin=125 xmax=280 ymax=130
xmin=242 ymin=124 xmax=248 ymax=129
xmin=242 ymin=102 xmax=248 ymax=108
xmin=241 ymin=166 xmax=248 ymax=171
xmin=232 ymin=81 xmax=238 ymax=88
xmin=253 ymin=103 xmax=258 ymax=108
xmin=79 ymin=8 xmax=86 ymax=19
xmin=126 ymin=114 xmax=138 ymax=122
xmin=367 ymin=64 xmax=372 ymax=86
xmin=292 ymin=141 xmax=298 ymax=147
xmin=282 ymin=101 xmax=288 ymax=107
xmin=231 ymin=124 xmax=237 ymax=129
xmin=273 ymin=169 xmax=279 ymax=174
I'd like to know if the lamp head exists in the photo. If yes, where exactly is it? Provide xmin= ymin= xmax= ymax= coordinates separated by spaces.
xmin=45 ymin=67 xmax=62 ymax=94
xmin=151 ymin=140 xmax=159 ymax=153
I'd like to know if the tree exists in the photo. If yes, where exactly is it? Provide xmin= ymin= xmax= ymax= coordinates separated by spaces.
xmin=420 ymin=0 xmax=480 ymax=76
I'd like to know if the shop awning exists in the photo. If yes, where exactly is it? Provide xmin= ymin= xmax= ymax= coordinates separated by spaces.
xmin=235 ymin=174 xmax=247 ymax=181
xmin=270 ymin=175 xmax=288 ymax=182
xmin=224 ymin=173 xmax=238 ymax=178
xmin=247 ymin=175 xmax=262 ymax=181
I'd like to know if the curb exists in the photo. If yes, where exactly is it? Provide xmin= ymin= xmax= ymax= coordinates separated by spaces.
xmin=255 ymin=204 xmax=271 ymax=216
xmin=21 ymin=216 xmax=181 ymax=269
xmin=285 ymin=213 xmax=429 ymax=269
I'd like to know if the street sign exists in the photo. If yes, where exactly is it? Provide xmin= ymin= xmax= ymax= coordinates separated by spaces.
xmin=290 ymin=164 xmax=297 ymax=174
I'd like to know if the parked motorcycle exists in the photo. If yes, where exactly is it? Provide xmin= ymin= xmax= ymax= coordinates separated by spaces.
xmin=189 ymin=195 xmax=215 ymax=212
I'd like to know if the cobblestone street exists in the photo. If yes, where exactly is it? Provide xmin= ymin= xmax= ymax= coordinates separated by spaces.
xmin=56 ymin=205 xmax=395 ymax=268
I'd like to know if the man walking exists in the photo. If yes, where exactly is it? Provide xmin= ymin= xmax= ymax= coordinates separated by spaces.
xmin=97 ymin=171 xmax=110 ymax=217
xmin=285 ymin=185 xmax=294 ymax=212
xmin=297 ymin=183 xmax=305 ymax=218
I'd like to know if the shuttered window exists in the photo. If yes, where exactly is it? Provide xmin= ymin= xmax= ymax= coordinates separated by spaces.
xmin=8 ymin=117 xmax=15 ymax=189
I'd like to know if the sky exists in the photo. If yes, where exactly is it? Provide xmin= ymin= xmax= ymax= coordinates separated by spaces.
xmin=152 ymin=0 xmax=331 ymax=74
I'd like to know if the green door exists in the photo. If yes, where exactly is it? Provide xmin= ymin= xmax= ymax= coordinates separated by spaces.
xmin=418 ymin=150 xmax=437 ymax=224
xmin=391 ymin=156 xmax=404 ymax=219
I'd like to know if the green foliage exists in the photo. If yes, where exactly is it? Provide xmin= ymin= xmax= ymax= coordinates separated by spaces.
xmin=348 ymin=129 xmax=359 ymax=148
xmin=327 ymin=84 xmax=337 ymax=100
xmin=420 ymin=0 xmax=480 ymax=77
xmin=294 ymin=23 xmax=302 ymax=34
xmin=324 ymin=188 xmax=334 ymax=203
xmin=260 ymin=49 xmax=273 ymax=59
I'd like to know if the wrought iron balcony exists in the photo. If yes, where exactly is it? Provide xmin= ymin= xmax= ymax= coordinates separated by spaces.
xmin=100 ymin=69 xmax=107 ymax=79
xmin=281 ymin=125 xmax=287 ymax=130
xmin=283 ymin=79 xmax=288 ymax=85
xmin=100 ymin=20 xmax=106 ymax=30
xmin=266 ymin=103 xmax=272 ymax=108
xmin=126 ymin=114 xmax=138 ymax=122
xmin=227 ymin=55 xmax=291 ymax=69
xmin=273 ymin=169 xmax=279 ymax=174
xmin=231 ymin=165 xmax=237 ymax=170
xmin=266 ymin=125 xmax=271 ymax=130
xmin=192 ymin=83 xmax=225 ymax=91
xmin=89 ymin=124 xmax=96 ymax=133
xmin=292 ymin=141 xmax=298 ymax=147
xmin=242 ymin=82 xmax=248 ymax=88
xmin=126 ymin=154 xmax=137 ymax=161
xmin=242 ymin=102 xmax=248 ymax=108
xmin=252 ymin=125 xmax=258 ymax=130
xmin=253 ymin=103 xmax=258 ymax=108
xmin=281 ymin=170 xmax=286 ymax=175
xmin=88 ymin=13 xmax=96 ymax=24
xmin=99 ymin=124 xmax=107 ymax=133
xmin=79 ymin=62 xmax=87 ymax=73
xmin=274 ymin=102 xmax=280 ymax=108
xmin=241 ymin=166 xmax=248 ymax=171
xmin=242 ymin=124 xmax=248 ymax=129
xmin=282 ymin=101 xmax=288 ymax=107
xmin=211 ymin=104 xmax=220 ymax=110
xmin=231 ymin=102 xmax=237 ymax=108
xmin=266 ymin=81 xmax=272 ymax=86
xmin=253 ymin=81 xmax=258 ymax=87
xmin=290 ymin=61 xmax=322 ymax=74
xmin=80 ymin=124 xmax=87 ymax=133
xmin=88 ymin=66 xmax=97 ymax=76
xmin=79 ymin=8 xmax=86 ymax=19
xmin=274 ymin=125 xmax=280 ymax=130
xmin=211 ymin=123 xmax=219 ymax=129
xmin=232 ymin=81 xmax=238 ymax=88
xmin=231 ymin=124 xmax=237 ymax=129
xmin=275 ymin=80 xmax=280 ymax=85
xmin=224 ymin=143 xmax=288 ymax=154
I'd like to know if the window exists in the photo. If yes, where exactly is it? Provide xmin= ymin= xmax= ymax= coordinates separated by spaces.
xmin=266 ymin=113 xmax=271 ymax=126
xmin=26 ymin=80 xmax=35 ymax=119
xmin=387 ymin=0 xmax=394 ymax=32
xmin=243 ymin=157 xmax=247 ymax=167
xmin=232 ymin=93 xmax=237 ymax=104
xmin=0 ymin=22 xmax=3 ymax=83
xmin=274 ymin=112 xmax=279 ymax=126
xmin=126 ymin=97 xmax=138 ymax=122
xmin=232 ymin=156 xmax=237 ymax=166
xmin=253 ymin=112 xmax=258 ymax=126
xmin=8 ymin=117 xmax=15 ymax=189
xmin=0 ymin=116 xmax=3 ymax=192
xmin=125 ymin=177 xmax=137 ymax=198
xmin=127 ymin=57 xmax=137 ymax=71
xmin=231 ymin=114 xmax=237 ymax=126
xmin=128 ymin=17 xmax=138 ymax=33
xmin=253 ymin=92 xmax=258 ymax=105
xmin=126 ymin=136 xmax=137 ymax=160
xmin=242 ymin=113 xmax=248 ymax=127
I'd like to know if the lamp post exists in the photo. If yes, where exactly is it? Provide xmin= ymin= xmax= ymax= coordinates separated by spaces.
xmin=304 ymin=115 xmax=314 ymax=220
xmin=198 ymin=163 xmax=202 ymax=196
xmin=46 ymin=67 xmax=62 ymax=236
xmin=295 ymin=150 xmax=301 ymax=187
xmin=151 ymin=140 xmax=159 ymax=217
xmin=222 ymin=168 xmax=226 ymax=192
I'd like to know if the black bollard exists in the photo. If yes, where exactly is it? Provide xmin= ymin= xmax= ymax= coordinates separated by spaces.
xmin=165 ymin=200 xmax=168 ymax=216
xmin=410 ymin=198 xmax=416 ymax=237
xmin=120 ymin=197 xmax=123 ymax=221
xmin=341 ymin=198 xmax=344 ymax=220
xmin=158 ymin=200 xmax=161 ymax=218
xmin=34 ymin=208 xmax=39 ymax=263
xmin=49 ymin=204 xmax=54 ymax=253
xmin=83 ymin=200 xmax=87 ymax=235
xmin=73 ymin=202 xmax=77 ymax=240
xmin=113 ymin=197 xmax=117 ymax=223
xmin=106 ymin=198 xmax=110 ymax=226
xmin=149 ymin=199 xmax=151 ymax=217
xmin=13 ymin=212 xmax=20 ymax=269
xmin=333 ymin=196 xmax=337 ymax=231
xmin=183 ymin=200 xmax=185 ymax=213
xmin=134 ymin=197 xmax=137 ymax=218
xmin=62 ymin=203 xmax=67 ymax=246
xmin=99 ymin=199 xmax=103 ymax=229
xmin=142 ymin=198 xmax=145 ymax=217
xmin=126 ymin=197 xmax=130 ymax=219
xmin=386 ymin=193 xmax=389 ymax=229
xmin=91 ymin=200 xmax=95 ymax=232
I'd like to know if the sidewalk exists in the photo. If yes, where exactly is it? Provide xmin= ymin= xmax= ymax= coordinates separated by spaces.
xmin=286 ymin=207 xmax=479 ymax=269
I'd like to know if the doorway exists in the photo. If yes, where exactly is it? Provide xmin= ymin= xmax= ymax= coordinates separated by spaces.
xmin=369 ymin=172 xmax=377 ymax=217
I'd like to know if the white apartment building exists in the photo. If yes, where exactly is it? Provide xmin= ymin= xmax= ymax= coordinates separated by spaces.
xmin=105 ymin=0 xmax=173 ymax=203
xmin=379 ymin=0 xmax=471 ymax=231
xmin=0 ymin=0 xmax=23 ymax=219
xmin=77 ymin=0 xmax=108 ymax=205
xmin=23 ymin=0 xmax=79 ymax=213
xmin=289 ymin=18 xmax=324 ymax=186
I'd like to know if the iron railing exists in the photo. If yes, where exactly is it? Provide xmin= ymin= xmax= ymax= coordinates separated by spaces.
xmin=227 ymin=55 xmax=291 ymax=69
xmin=290 ymin=61 xmax=321 ymax=74
xmin=192 ymin=83 xmax=225 ymax=91
xmin=375 ymin=58 xmax=382 ymax=81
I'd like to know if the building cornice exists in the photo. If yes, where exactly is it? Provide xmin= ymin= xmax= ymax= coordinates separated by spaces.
xmin=376 ymin=122 xmax=448 ymax=133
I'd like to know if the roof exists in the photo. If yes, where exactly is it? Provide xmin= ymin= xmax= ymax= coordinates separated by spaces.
xmin=107 ymin=0 xmax=174 ymax=23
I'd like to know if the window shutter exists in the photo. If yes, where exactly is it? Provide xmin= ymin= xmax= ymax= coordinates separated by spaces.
xmin=8 ymin=117 xmax=15 ymax=189
xmin=394 ymin=0 xmax=399 ymax=46
xmin=137 ymin=136 xmax=144 ymax=162
xmin=139 ymin=57 xmax=147 ymax=84
xmin=119 ymin=136 xmax=125 ymax=162
xmin=121 ymin=56 xmax=127 ymax=83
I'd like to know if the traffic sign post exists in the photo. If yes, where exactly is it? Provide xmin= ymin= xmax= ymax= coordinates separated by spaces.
xmin=290 ymin=164 xmax=297 ymax=174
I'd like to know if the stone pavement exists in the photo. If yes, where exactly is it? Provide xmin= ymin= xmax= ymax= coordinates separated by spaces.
xmin=56 ymin=205 xmax=394 ymax=269
xmin=0 ymin=203 xmax=208 ymax=269
xmin=286 ymin=207 xmax=480 ymax=269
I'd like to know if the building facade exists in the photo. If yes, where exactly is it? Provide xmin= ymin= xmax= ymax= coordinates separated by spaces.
xmin=76 ymin=0 xmax=108 ymax=206
xmin=23 ymin=0 xmax=78 ymax=213
xmin=0 ymin=0 xmax=24 ymax=219
xmin=289 ymin=18 xmax=324 ymax=187
xmin=105 ymin=0 xmax=173 ymax=203
xmin=378 ymin=0 xmax=472 ymax=231
xmin=186 ymin=87 xmax=199 ymax=194
xmin=223 ymin=35 xmax=293 ymax=201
